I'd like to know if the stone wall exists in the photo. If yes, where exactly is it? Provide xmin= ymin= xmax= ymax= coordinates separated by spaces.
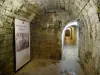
xmin=75 ymin=0 xmax=100 ymax=75
xmin=30 ymin=12 xmax=64 ymax=60
xmin=0 ymin=0 xmax=39 ymax=75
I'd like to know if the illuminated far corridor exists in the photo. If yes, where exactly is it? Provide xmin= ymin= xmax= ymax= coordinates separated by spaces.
xmin=0 ymin=0 xmax=100 ymax=75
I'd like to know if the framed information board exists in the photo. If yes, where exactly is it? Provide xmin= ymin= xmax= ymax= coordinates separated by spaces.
xmin=14 ymin=19 xmax=30 ymax=71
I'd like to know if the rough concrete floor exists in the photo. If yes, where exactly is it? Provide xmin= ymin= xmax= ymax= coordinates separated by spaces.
xmin=15 ymin=45 xmax=84 ymax=75
xmin=62 ymin=45 xmax=84 ymax=75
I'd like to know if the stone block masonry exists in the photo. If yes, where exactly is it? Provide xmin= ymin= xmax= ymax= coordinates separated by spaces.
xmin=0 ymin=0 xmax=100 ymax=75
xmin=0 ymin=0 xmax=39 ymax=75
xmin=30 ymin=12 xmax=62 ymax=60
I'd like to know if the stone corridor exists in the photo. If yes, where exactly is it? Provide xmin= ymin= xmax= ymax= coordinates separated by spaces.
xmin=0 ymin=0 xmax=100 ymax=75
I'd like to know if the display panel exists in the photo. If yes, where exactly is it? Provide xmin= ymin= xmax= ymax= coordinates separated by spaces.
xmin=14 ymin=19 xmax=30 ymax=71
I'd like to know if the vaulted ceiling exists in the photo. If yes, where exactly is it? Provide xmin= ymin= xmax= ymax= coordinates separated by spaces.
xmin=26 ymin=0 xmax=98 ymax=19
xmin=0 ymin=0 xmax=98 ymax=22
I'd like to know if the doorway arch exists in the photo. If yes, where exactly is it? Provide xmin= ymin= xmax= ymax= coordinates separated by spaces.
xmin=62 ymin=21 xmax=79 ymax=60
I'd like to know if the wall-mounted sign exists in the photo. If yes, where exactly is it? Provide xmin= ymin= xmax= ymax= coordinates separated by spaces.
xmin=14 ymin=19 xmax=30 ymax=71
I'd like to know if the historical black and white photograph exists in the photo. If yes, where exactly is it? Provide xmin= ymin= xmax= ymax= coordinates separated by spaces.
xmin=16 ymin=33 xmax=29 ymax=52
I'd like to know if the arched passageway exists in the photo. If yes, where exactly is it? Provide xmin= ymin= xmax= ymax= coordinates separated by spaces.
xmin=61 ymin=21 xmax=81 ymax=75
xmin=62 ymin=22 xmax=79 ymax=59
xmin=0 ymin=0 xmax=100 ymax=75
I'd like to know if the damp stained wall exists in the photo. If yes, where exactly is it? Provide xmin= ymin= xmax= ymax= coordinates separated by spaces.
xmin=30 ymin=12 xmax=62 ymax=60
